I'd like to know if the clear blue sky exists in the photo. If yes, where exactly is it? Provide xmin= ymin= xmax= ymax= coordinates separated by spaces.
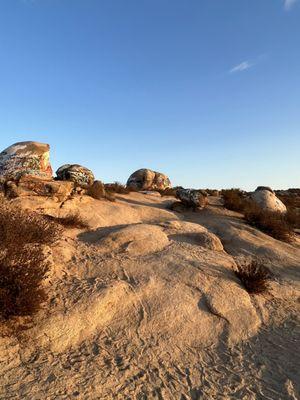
xmin=0 ymin=0 xmax=299 ymax=190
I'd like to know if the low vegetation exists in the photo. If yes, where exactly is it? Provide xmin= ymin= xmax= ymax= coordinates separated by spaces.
xmin=104 ymin=182 xmax=132 ymax=194
xmin=157 ymin=187 xmax=178 ymax=197
xmin=235 ymin=259 xmax=272 ymax=294
xmin=243 ymin=202 xmax=293 ymax=242
xmin=221 ymin=189 xmax=246 ymax=212
xmin=44 ymin=212 xmax=89 ymax=229
xmin=0 ymin=199 xmax=61 ymax=334
xmin=221 ymin=190 xmax=296 ymax=242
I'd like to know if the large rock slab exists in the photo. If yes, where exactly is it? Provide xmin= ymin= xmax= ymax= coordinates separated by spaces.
xmin=0 ymin=141 xmax=52 ymax=180
xmin=127 ymin=168 xmax=171 ymax=191
xmin=251 ymin=187 xmax=287 ymax=213
xmin=56 ymin=164 xmax=94 ymax=188
xmin=4 ymin=177 xmax=74 ymax=202
xmin=176 ymin=188 xmax=208 ymax=209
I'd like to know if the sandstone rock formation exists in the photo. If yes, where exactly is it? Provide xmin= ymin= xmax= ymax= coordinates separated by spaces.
xmin=0 ymin=141 xmax=52 ymax=181
xmin=176 ymin=188 xmax=208 ymax=209
xmin=126 ymin=168 xmax=171 ymax=191
xmin=56 ymin=164 xmax=94 ymax=187
xmin=251 ymin=187 xmax=287 ymax=213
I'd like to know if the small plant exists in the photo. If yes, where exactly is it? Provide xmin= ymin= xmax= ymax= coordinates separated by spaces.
xmin=221 ymin=189 xmax=246 ymax=212
xmin=235 ymin=260 xmax=272 ymax=294
xmin=0 ymin=199 xmax=60 ymax=334
xmin=0 ymin=246 xmax=49 ymax=320
xmin=0 ymin=199 xmax=61 ymax=248
xmin=44 ymin=212 xmax=89 ymax=229
xmin=104 ymin=182 xmax=132 ymax=194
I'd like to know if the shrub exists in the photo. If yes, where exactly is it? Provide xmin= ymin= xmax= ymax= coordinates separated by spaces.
xmin=221 ymin=189 xmax=246 ymax=212
xmin=243 ymin=202 xmax=293 ymax=242
xmin=235 ymin=260 xmax=272 ymax=294
xmin=0 ymin=246 xmax=49 ymax=320
xmin=0 ymin=199 xmax=60 ymax=333
xmin=0 ymin=199 xmax=61 ymax=249
xmin=44 ymin=212 xmax=89 ymax=229
xmin=104 ymin=182 xmax=132 ymax=194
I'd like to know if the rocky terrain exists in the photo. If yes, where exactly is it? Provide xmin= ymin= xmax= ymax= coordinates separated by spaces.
xmin=0 ymin=142 xmax=299 ymax=399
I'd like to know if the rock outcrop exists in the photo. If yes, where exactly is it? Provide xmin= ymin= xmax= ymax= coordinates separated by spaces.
xmin=0 ymin=141 xmax=52 ymax=181
xmin=56 ymin=164 xmax=94 ymax=188
xmin=127 ymin=168 xmax=171 ymax=191
xmin=251 ymin=187 xmax=287 ymax=213
xmin=176 ymin=188 xmax=208 ymax=209
xmin=4 ymin=176 xmax=74 ymax=202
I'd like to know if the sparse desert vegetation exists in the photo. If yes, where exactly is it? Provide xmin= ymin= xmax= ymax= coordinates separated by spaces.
xmin=44 ymin=212 xmax=89 ymax=229
xmin=0 ymin=199 xmax=60 ymax=333
xmin=235 ymin=259 xmax=272 ymax=294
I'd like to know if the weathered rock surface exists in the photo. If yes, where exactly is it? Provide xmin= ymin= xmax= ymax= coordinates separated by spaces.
xmin=56 ymin=164 xmax=94 ymax=187
xmin=176 ymin=188 xmax=208 ymax=208
xmin=127 ymin=168 xmax=171 ymax=190
xmin=0 ymin=141 xmax=52 ymax=180
xmin=251 ymin=187 xmax=287 ymax=213
xmin=4 ymin=177 xmax=74 ymax=202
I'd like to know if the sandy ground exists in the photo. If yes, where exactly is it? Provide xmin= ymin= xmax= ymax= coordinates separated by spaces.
xmin=0 ymin=192 xmax=299 ymax=399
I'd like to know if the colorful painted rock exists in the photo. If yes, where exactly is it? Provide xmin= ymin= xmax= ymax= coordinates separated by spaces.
xmin=176 ymin=188 xmax=208 ymax=209
xmin=56 ymin=164 xmax=94 ymax=187
xmin=0 ymin=141 xmax=52 ymax=180
xmin=127 ymin=169 xmax=171 ymax=191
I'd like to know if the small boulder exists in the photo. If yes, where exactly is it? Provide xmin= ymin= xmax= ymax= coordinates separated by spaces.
xmin=176 ymin=188 xmax=208 ymax=209
xmin=251 ymin=187 xmax=287 ymax=213
xmin=127 ymin=169 xmax=171 ymax=191
xmin=56 ymin=164 xmax=94 ymax=188
xmin=0 ymin=141 xmax=52 ymax=181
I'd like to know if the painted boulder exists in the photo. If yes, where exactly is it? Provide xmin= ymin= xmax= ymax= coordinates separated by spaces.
xmin=56 ymin=164 xmax=94 ymax=187
xmin=176 ymin=188 xmax=208 ymax=209
xmin=0 ymin=141 xmax=52 ymax=180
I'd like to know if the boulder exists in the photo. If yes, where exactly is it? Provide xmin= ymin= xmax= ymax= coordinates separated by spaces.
xmin=251 ymin=188 xmax=287 ymax=213
xmin=127 ymin=168 xmax=171 ymax=191
xmin=56 ymin=164 xmax=94 ymax=188
xmin=0 ymin=141 xmax=52 ymax=181
xmin=176 ymin=188 xmax=208 ymax=209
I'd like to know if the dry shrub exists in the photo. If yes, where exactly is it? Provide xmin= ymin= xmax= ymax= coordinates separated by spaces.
xmin=45 ymin=213 xmax=89 ymax=229
xmin=243 ymin=202 xmax=293 ymax=242
xmin=235 ymin=260 xmax=272 ymax=294
xmin=104 ymin=182 xmax=132 ymax=194
xmin=221 ymin=189 xmax=246 ymax=212
xmin=0 ymin=246 xmax=49 ymax=320
xmin=0 ymin=199 xmax=61 ymax=248
xmin=285 ymin=208 xmax=300 ymax=230
xmin=0 ymin=199 xmax=60 ymax=333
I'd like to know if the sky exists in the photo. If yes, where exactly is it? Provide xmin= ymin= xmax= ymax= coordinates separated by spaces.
xmin=0 ymin=0 xmax=299 ymax=190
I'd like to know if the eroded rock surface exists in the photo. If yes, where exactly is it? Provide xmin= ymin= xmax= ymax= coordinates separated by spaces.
xmin=176 ymin=188 xmax=208 ymax=208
